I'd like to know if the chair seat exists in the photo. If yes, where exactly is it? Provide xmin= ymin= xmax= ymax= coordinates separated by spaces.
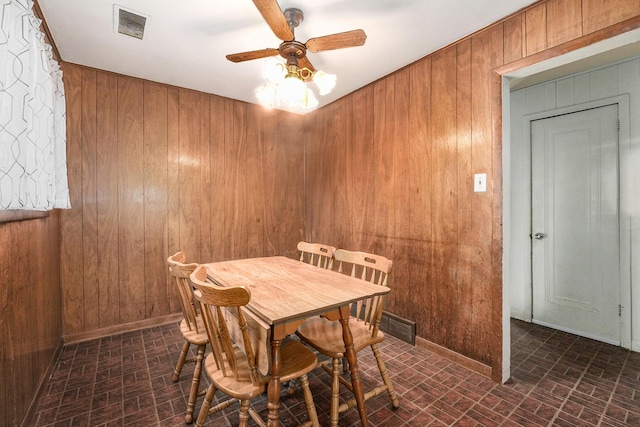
xmin=179 ymin=316 xmax=209 ymax=345
xmin=296 ymin=316 xmax=385 ymax=359
xmin=205 ymin=348 xmax=264 ymax=400
xmin=205 ymin=338 xmax=317 ymax=400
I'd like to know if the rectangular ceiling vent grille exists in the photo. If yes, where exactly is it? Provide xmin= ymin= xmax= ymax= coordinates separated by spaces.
xmin=114 ymin=5 xmax=147 ymax=40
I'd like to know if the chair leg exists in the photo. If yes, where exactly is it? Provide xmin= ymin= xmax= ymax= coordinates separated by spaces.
xmin=371 ymin=344 xmax=399 ymax=408
xmin=173 ymin=340 xmax=191 ymax=381
xmin=329 ymin=357 xmax=341 ymax=427
xmin=299 ymin=373 xmax=319 ymax=427
xmin=185 ymin=344 xmax=206 ymax=423
xmin=195 ymin=385 xmax=216 ymax=427
xmin=238 ymin=399 xmax=251 ymax=427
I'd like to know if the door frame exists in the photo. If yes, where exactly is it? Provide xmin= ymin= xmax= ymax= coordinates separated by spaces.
xmin=527 ymin=100 xmax=630 ymax=346
xmin=500 ymin=25 xmax=640 ymax=384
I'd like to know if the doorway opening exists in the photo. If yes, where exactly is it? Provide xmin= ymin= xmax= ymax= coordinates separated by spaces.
xmin=501 ymin=28 xmax=640 ymax=383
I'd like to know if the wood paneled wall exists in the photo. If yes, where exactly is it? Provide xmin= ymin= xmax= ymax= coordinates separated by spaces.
xmin=0 ymin=213 xmax=62 ymax=426
xmin=60 ymin=64 xmax=307 ymax=337
xmin=303 ymin=0 xmax=640 ymax=379
xmin=53 ymin=0 xmax=640 ymax=384
xmin=3 ymin=1 xmax=633 ymax=424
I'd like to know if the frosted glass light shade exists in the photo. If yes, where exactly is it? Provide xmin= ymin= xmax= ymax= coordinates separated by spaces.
xmin=279 ymin=75 xmax=307 ymax=105
xmin=301 ymin=88 xmax=318 ymax=110
xmin=255 ymin=83 xmax=277 ymax=108
xmin=263 ymin=57 xmax=286 ymax=83
xmin=312 ymin=70 xmax=336 ymax=95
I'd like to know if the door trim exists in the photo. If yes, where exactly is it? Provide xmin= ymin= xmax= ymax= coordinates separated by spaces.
xmin=521 ymin=95 xmax=631 ymax=349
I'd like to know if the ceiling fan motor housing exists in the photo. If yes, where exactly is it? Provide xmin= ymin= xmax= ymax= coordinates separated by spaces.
xmin=279 ymin=40 xmax=307 ymax=65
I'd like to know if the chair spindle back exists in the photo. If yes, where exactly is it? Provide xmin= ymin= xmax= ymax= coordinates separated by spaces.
xmin=189 ymin=266 xmax=261 ymax=386
xmin=333 ymin=249 xmax=392 ymax=336
xmin=168 ymin=252 xmax=201 ymax=333
xmin=297 ymin=241 xmax=336 ymax=269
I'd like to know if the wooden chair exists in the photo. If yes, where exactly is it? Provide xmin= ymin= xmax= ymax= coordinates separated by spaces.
xmin=296 ymin=249 xmax=400 ymax=426
xmin=167 ymin=252 xmax=209 ymax=424
xmin=297 ymin=241 xmax=336 ymax=269
xmin=189 ymin=265 xmax=320 ymax=427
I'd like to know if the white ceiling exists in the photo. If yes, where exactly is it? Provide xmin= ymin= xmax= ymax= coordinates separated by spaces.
xmin=38 ymin=0 xmax=535 ymax=114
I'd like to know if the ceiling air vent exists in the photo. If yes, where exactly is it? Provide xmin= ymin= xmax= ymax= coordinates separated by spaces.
xmin=114 ymin=5 xmax=147 ymax=40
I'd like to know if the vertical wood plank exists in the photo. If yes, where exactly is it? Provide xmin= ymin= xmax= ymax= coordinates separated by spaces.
xmin=199 ymin=94 xmax=213 ymax=262
xmin=455 ymin=39 xmax=474 ymax=351
xmin=490 ymin=23 xmax=507 ymax=381
xmin=245 ymin=104 xmax=265 ymax=257
xmin=117 ymin=76 xmax=145 ymax=323
xmin=228 ymin=101 xmax=248 ymax=259
xmin=217 ymin=99 xmax=238 ymax=259
xmin=547 ymin=0 xmax=583 ymax=47
xmin=167 ymin=86 xmax=181 ymax=312
xmin=0 ymin=222 xmax=9 ymax=426
xmin=60 ymin=62 xmax=84 ymax=335
xmin=144 ymin=81 xmax=170 ymax=318
xmin=525 ymin=3 xmax=547 ymax=56
xmin=178 ymin=89 xmax=202 ymax=262
xmin=431 ymin=47 xmax=458 ymax=244
xmin=407 ymin=57 xmax=433 ymax=334
xmin=81 ymin=68 xmax=99 ymax=331
xmin=503 ymin=14 xmax=525 ymax=64
xmin=370 ymin=77 xmax=395 ymax=257
xmin=30 ymin=218 xmax=45 ymax=390
xmin=326 ymin=98 xmax=350 ymax=247
xmin=209 ymin=95 xmax=227 ymax=261
xmin=393 ymin=67 xmax=411 ymax=241
xmin=349 ymin=86 xmax=375 ymax=252
xmin=469 ymin=24 xmax=505 ymax=369
xmin=390 ymin=67 xmax=411 ymax=312
xmin=582 ymin=0 xmax=640 ymax=34
xmin=263 ymin=108 xmax=302 ymax=256
xmin=46 ymin=211 xmax=62 ymax=347
xmin=277 ymin=112 xmax=305 ymax=257
xmin=430 ymin=46 xmax=458 ymax=345
xmin=457 ymin=40 xmax=474 ymax=234
xmin=96 ymin=71 xmax=120 ymax=328
xmin=12 ymin=221 xmax=29 ymax=419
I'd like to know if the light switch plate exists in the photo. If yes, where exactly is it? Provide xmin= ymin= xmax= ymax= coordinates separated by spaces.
xmin=474 ymin=173 xmax=487 ymax=192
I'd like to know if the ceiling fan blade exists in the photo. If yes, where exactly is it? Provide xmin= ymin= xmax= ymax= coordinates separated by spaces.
xmin=298 ymin=57 xmax=315 ymax=72
xmin=305 ymin=29 xmax=367 ymax=53
xmin=252 ymin=0 xmax=294 ymax=41
xmin=226 ymin=48 xmax=279 ymax=63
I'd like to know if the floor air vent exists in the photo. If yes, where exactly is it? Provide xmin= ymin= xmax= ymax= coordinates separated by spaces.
xmin=379 ymin=311 xmax=416 ymax=345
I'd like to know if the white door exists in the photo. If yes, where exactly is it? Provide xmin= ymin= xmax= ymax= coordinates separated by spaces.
xmin=531 ymin=104 xmax=620 ymax=345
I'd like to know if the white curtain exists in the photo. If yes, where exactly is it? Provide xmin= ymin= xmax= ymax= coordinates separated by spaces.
xmin=0 ymin=0 xmax=70 ymax=210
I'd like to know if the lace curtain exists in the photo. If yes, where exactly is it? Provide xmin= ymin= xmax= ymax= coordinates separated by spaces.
xmin=0 ymin=0 xmax=70 ymax=210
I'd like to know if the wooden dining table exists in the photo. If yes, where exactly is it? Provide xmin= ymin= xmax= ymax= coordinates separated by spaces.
xmin=204 ymin=256 xmax=391 ymax=427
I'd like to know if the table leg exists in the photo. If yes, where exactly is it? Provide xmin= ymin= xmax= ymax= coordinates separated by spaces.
xmin=339 ymin=315 xmax=368 ymax=427
xmin=267 ymin=337 xmax=282 ymax=427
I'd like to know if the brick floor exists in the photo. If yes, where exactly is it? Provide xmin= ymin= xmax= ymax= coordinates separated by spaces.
xmin=30 ymin=319 xmax=640 ymax=426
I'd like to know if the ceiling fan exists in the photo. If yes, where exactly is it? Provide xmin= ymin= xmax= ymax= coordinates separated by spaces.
xmin=226 ymin=0 xmax=367 ymax=74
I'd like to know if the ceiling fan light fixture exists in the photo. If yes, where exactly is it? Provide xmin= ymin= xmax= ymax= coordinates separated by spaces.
xmin=263 ymin=57 xmax=286 ymax=83
xmin=255 ymin=58 xmax=335 ymax=111
xmin=279 ymin=67 xmax=308 ymax=106
xmin=301 ymin=88 xmax=319 ymax=110
xmin=255 ymin=83 xmax=278 ymax=108
xmin=312 ymin=70 xmax=336 ymax=95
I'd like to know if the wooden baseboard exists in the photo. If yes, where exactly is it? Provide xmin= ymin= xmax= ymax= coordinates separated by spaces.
xmin=63 ymin=313 xmax=183 ymax=344
xmin=20 ymin=337 xmax=64 ymax=427
xmin=415 ymin=335 xmax=492 ymax=378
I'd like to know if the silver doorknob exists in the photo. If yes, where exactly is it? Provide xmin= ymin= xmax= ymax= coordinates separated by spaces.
xmin=533 ymin=233 xmax=545 ymax=240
